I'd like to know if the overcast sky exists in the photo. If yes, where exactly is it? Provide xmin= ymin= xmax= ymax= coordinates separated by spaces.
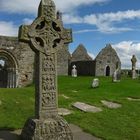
xmin=0 ymin=0 xmax=140 ymax=69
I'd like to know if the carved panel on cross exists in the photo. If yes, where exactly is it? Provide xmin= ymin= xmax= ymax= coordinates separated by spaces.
xmin=41 ymin=53 xmax=56 ymax=109
xmin=43 ymin=6 xmax=55 ymax=18
xmin=42 ymin=54 xmax=55 ymax=74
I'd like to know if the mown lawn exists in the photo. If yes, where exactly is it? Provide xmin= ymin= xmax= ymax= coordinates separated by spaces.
xmin=0 ymin=76 xmax=140 ymax=140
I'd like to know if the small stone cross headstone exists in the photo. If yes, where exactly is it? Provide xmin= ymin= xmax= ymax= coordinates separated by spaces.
xmin=71 ymin=65 xmax=77 ymax=77
xmin=131 ymin=55 xmax=137 ymax=79
xmin=19 ymin=0 xmax=73 ymax=139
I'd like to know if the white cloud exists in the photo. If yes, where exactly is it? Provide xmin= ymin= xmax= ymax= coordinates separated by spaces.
xmin=0 ymin=21 xmax=18 ymax=36
xmin=0 ymin=0 xmax=40 ymax=15
xmin=0 ymin=0 xmax=109 ymax=15
xmin=88 ymin=52 xmax=95 ymax=59
xmin=1 ymin=1 xmax=140 ymax=35
xmin=83 ymin=10 xmax=140 ymax=33
xmin=0 ymin=0 xmax=109 ymax=36
xmin=66 ymin=10 xmax=140 ymax=33
xmin=63 ymin=14 xmax=83 ymax=24
xmin=54 ymin=0 xmax=109 ymax=13
xmin=74 ymin=29 xmax=98 ymax=34
xmin=112 ymin=41 xmax=140 ymax=69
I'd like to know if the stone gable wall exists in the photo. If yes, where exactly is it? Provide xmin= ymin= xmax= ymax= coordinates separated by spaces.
xmin=95 ymin=45 xmax=121 ymax=76
xmin=71 ymin=44 xmax=93 ymax=62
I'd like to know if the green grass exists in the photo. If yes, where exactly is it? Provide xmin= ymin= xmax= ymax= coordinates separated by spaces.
xmin=0 ymin=76 xmax=140 ymax=140
xmin=0 ymin=87 xmax=34 ymax=130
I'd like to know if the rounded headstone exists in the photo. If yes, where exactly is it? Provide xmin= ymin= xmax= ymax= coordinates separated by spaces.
xmin=92 ymin=78 xmax=99 ymax=88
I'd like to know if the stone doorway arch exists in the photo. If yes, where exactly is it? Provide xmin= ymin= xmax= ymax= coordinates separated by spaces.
xmin=0 ymin=49 xmax=18 ymax=88
xmin=105 ymin=65 xmax=110 ymax=76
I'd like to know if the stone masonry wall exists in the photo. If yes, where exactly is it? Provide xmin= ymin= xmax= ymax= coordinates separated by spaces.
xmin=0 ymin=36 xmax=34 ymax=87
xmin=57 ymin=44 xmax=70 ymax=75
xmin=95 ymin=44 xmax=121 ymax=76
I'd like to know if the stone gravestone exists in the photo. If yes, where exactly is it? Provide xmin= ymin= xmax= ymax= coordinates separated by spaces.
xmin=112 ymin=62 xmax=121 ymax=82
xmin=71 ymin=65 xmax=77 ymax=77
xmin=19 ymin=0 xmax=73 ymax=139
xmin=112 ymin=69 xmax=121 ymax=82
xmin=131 ymin=55 xmax=137 ymax=79
xmin=91 ymin=78 xmax=99 ymax=88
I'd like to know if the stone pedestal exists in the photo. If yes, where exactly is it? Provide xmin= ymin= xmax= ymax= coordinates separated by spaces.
xmin=132 ymin=69 xmax=137 ymax=79
xmin=21 ymin=116 xmax=73 ymax=140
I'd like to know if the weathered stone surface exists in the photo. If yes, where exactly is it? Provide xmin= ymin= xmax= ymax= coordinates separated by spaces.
xmin=101 ymin=100 xmax=122 ymax=109
xmin=19 ymin=0 xmax=73 ymax=139
xmin=57 ymin=45 xmax=70 ymax=75
xmin=95 ymin=44 xmax=121 ymax=76
xmin=58 ymin=108 xmax=72 ymax=116
xmin=21 ymin=117 xmax=73 ymax=140
xmin=71 ymin=44 xmax=93 ymax=62
xmin=92 ymin=78 xmax=99 ymax=88
xmin=127 ymin=97 xmax=140 ymax=101
xmin=73 ymin=102 xmax=102 ymax=113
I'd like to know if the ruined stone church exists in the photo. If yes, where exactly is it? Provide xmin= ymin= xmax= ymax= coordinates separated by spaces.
xmin=70 ymin=44 xmax=121 ymax=76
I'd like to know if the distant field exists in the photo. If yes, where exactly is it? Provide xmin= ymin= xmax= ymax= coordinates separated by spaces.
xmin=0 ymin=76 xmax=140 ymax=140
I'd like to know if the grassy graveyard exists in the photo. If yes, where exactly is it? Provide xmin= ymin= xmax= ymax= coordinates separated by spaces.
xmin=0 ymin=76 xmax=140 ymax=140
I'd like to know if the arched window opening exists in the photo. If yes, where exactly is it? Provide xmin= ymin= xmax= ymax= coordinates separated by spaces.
xmin=0 ymin=50 xmax=18 ymax=88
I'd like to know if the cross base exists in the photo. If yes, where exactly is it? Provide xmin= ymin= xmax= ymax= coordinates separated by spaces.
xmin=21 ymin=116 xmax=73 ymax=140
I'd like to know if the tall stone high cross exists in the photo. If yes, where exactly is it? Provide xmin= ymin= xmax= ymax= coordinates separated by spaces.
xmin=19 ymin=0 xmax=73 ymax=139
xmin=131 ymin=55 xmax=137 ymax=79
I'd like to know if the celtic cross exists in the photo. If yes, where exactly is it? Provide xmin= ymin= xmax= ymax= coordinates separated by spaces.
xmin=19 ymin=0 xmax=73 ymax=139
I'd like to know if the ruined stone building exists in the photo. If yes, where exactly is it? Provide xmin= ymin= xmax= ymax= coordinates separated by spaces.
xmin=70 ymin=44 xmax=121 ymax=76
xmin=0 ymin=36 xmax=34 ymax=88
xmin=69 ymin=44 xmax=95 ymax=75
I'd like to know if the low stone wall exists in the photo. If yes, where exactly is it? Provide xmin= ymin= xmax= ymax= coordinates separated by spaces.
xmin=69 ymin=61 xmax=96 ymax=76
